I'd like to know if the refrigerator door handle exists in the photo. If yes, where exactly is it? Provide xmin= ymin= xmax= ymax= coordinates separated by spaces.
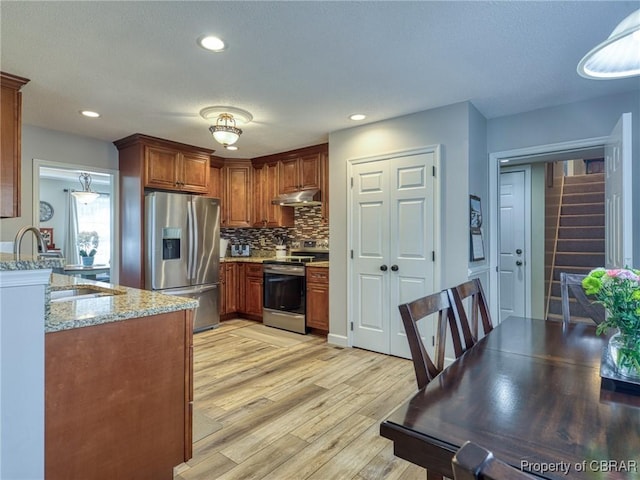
xmin=158 ymin=283 xmax=218 ymax=296
xmin=191 ymin=199 xmax=199 ymax=280
xmin=187 ymin=199 xmax=195 ymax=280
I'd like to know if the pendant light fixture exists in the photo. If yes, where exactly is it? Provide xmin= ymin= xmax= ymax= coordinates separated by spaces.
xmin=209 ymin=113 xmax=242 ymax=147
xmin=71 ymin=172 xmax=100 ymax=204
xmin=200 ymin=106 xmax=253 ymax=149
xmin=577 ymin=9 xmax=640 ymax=79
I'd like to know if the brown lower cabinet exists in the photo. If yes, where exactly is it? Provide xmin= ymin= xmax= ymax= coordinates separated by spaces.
xmin=220 ymin=262 xmax=263 ymax=321
xmin=220 ymin=262 xmax=238 ymax=316
xmin=239 ymin=263 xmax=264 ymax=320
xmin=306 ymin=266 xmax=329 ymax=331
xmin=45 ymin=310 xmax=193 ymax=480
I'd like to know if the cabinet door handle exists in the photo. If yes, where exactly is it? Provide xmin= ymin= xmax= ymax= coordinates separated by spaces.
xmin=380 ymin=265 xmax=388 ymax=272
xmin=391 ymin=265 xmax=399 ymax=272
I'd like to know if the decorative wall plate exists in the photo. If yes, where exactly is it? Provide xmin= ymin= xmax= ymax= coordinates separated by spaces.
xmin=40 ymin=201 xmax=54 ymax=222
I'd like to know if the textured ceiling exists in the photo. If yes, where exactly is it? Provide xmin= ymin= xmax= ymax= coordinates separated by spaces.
xmin=2 ymin=1 xmax=639 ymax=159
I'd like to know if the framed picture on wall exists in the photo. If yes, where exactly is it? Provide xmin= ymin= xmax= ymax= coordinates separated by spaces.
xmin=469 ymin=195 xmax=485 ymax=261
xmin=470 ymin=229 xmax=485 ymax=261
xmin=39 ymin=228 xmax=54 ymax=250
xmin=469 ymin=195 xmax=482 ymax=228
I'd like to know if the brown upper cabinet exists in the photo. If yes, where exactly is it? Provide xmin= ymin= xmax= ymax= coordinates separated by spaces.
xmin=208 ymin=156 xmax=225 ymax=200
xmin=279 ymin=151 xmax=322 ymax=193
xmin=144 ymin=144 xmax=210 ymax=193
xmin=1 ymin=72 xmax=30 ymax=218
xmin=222 ymin=159 xmax=252 ymax=228
xmin=251 ymin=160 xmax=294 ymax=228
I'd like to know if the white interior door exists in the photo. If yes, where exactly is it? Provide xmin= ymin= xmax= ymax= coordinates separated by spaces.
xmin=605 ymin=113 xmax=633 ymax=268
xmin=499 ymin=169 xmax=526 ymax=320
xmin=351 ymin=162 xmax=390 ymax=354
xmin=351 ymin=152 xmax=436 ymax=358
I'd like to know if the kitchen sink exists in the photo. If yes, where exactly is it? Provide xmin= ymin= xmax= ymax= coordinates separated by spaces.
xmin=50 ymin=286 xmax=123 ymax=303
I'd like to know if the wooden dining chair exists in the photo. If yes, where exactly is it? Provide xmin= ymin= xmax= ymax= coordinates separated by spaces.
xmin=449 ymin=279 xmax=493 ymax=342
xmin=560 ymin=272 xmax=605 ymax=325
xmin=398 ymin=290 xmax=468 ymax=390
xmin=452 ymin=441 xmax=536 ymax=479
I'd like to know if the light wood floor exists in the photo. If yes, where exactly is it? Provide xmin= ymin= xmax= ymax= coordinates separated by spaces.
xmin=174 ymin=319 xmax=426 ymax=480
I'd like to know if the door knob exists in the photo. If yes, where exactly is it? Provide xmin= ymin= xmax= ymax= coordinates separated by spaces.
xmin=516 ymin=249 xmax=523 ymax=255
xmin=516 ymin=260 xmax=523 ymax=266
xmin=391 ymin=265 xmax=399 ymax=271
xmin=380 ymin=265 xmax=388 ymax=271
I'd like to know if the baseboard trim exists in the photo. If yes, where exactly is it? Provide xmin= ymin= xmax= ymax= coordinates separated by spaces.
xmin=327 ymin=333 xmax=348 ymax=347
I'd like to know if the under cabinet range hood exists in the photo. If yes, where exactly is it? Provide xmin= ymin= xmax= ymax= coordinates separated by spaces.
xmin=271 ymin=189 xmax=321 ymax=206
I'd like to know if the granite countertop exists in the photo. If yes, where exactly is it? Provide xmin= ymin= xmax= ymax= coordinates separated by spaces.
xmin=0 ymin=252 xmax=65 ymax=271
xmin=46 ymin=273 xmax=198 ymax=333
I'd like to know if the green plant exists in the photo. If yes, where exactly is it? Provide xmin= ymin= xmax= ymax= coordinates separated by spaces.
xmin=77 ymin=231 xmax=99 ymax=257
xmin=582 ymin=267 xmax=640 ymax=373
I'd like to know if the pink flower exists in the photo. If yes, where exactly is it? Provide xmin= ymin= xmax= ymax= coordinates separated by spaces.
xmin=607 ymin=269 xmax=640 ymax=282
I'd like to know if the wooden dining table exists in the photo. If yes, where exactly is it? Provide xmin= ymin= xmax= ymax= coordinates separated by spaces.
xmin=380 ymin=316 xmax=640 ymax=479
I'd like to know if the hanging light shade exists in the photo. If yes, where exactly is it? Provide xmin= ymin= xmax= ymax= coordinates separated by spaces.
xmin=71 ymin=172 xmax=100 ymax=204
xmin=577 ymin=9 xmax=640 ymax=79
xmin=209 ymin=113 xmax=242 ymax=146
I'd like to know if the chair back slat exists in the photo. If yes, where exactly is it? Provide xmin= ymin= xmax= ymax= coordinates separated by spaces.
xmin=450 ymin=279 xmax=493 ymax=343
xmin=560 ymin=272 xmax=605 ymax=325
xmin=399 ymin=289 xmax=467 ymax=390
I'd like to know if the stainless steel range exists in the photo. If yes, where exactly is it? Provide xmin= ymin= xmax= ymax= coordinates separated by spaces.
xmin=262 ymin=239 xmax=329 ymax=334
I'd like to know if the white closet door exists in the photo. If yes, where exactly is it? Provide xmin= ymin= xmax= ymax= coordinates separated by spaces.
xmin=388 ymin=153 xmax=436 ymax=358
xmin=351 ymin=162 xmax=390 ymax=353
xmin=351 ymin=152 xmax=436 ymax=359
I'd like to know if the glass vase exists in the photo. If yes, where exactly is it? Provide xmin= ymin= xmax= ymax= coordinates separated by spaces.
xmin=608 ymin=332 xmax=640 ymax=380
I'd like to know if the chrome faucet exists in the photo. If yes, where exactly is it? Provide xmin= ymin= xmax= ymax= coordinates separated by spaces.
xmin=13 ymin=226 xmax=48 ymax=260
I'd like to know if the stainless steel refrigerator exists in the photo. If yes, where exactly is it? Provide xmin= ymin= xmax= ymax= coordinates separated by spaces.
xmin=145 ymin=191 xmax=220 ymax=332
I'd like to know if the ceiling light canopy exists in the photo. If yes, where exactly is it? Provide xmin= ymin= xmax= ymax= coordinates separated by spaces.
xmin=201 ymin=106 xmax=253 ymax=147
xmin=577 ymin=8 xmax=640 ymax=79
xmin=71 ymin=172 xmax=100 ymax=204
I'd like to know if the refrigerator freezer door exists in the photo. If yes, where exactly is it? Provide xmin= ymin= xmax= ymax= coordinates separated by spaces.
xmin=158 ymin=284 xmax=220 ymax=332
xmin=145 ymin=192 xmax=190 ymax=290
xmin=190 ymin=197 xmax=220 ymax=285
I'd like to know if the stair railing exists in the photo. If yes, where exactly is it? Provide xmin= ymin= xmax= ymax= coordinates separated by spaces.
xmin=544 ymin=174 xmax=565 ymax=319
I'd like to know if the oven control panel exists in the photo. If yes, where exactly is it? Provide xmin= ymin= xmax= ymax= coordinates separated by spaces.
xmin=290 ymin=238 xmax=329 ymax=251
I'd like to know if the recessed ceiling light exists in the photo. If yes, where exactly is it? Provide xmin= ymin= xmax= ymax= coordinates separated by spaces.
xmin=198 ymin=35 xmax=226 ymax=52
xmin=80 ymin=110 xmax=100 ymax=118
xmin=225 ymin=145 xmax=238 ymax=151
xmin=349 ymin=114 xmax=366 ymax=121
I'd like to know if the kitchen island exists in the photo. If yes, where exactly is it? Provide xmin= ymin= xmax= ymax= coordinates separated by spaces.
xmin=1 ymin=254 xmax=197 ymax=480
xmin=46 ymin=273 xmax=196 ymax=480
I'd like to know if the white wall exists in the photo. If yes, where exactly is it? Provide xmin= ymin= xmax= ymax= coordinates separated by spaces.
xmin=0 ymin=269 xmax=50 ymax=480
xmin=487 ymin=91 xmax=640 ymax=267
xmin=328 ymin=102 xmax=478 ymax=340
xmin=0 ymin=125 xmax=118 ymax=244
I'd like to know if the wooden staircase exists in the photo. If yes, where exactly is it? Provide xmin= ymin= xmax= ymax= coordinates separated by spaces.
xmin=547 ymin=173 xmax=604 ymax=322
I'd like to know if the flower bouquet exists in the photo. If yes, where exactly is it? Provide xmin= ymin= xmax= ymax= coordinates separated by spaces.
xmin=582 ymin=267 xmax=640 ymax=379
xmin=77 ymin=231 xmax=99 ymax=266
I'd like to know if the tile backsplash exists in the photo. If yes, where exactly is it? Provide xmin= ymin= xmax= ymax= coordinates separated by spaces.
xmin=221 ymin=205 xmax=329 ymax=252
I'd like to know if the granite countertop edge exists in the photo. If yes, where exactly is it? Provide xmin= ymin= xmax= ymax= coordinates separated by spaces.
xmin=46 ymin=274 xmax=197 ymax=333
